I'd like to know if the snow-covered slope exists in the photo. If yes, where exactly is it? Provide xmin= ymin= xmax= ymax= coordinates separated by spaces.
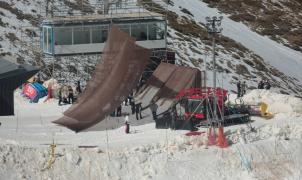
xmin=0 ymin=90 xmax=302 ymax=179
xmin=0 ymin=0 xmax=302 ymax=95
xmin=168 ymin=0 xmax=302 ymax=84
xmin=144 ymin=0 xmax=302 ymax=95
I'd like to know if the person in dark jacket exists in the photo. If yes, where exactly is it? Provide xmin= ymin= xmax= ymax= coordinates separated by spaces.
xmin=124 ymin=98 xmax=128 ymax=106
xmin=58 ymin=88 xmax=63 ymax=106
xmin=149 ymin=100 xmax=158 ymax=120
xmin=237 ymin=81 xmax=241 ymax=97
xmin=135 ymin=103 xmax=143 ymax=120
xmin=116 ymin=105 xmax=122 ymax=117
xmin=67 ymin=86 xmax=74 ymax=104
xmin=241 ymin=81 xmax=247 ymax=97
xmin=258 ymin=80 xmax=264 ymax=89
xmin=76 ymin=81 xmax=82 ymax=94
xmin=265 ymin=80 xmax=271 ymax=90
xmin=130 ymin=100 xmax=135 ymax=114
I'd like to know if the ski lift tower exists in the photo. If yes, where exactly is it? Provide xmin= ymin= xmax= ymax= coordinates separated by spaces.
xmin=205 ymin=16 xmax=223 ymax=125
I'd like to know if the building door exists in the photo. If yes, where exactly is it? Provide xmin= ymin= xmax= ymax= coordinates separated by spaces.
xmin=43 ymin=26 xmax=53 ymax=54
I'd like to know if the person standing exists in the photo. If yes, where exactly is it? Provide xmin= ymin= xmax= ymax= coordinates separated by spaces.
xmin=67 ymin=86 xmax=74 ymax=104
xmin=130 ymin=100 xmax=135 ymax=114
xmin=58 ymin=88 xmax=63 ymax=106
xmin=116 ymin=105 xmax=122 ymax=117
xmin=124 ymin=114 xmax=130 ymax=134
xmin=237 ymin=81 xmax=241 ymax=97
xmin=124 ymin=98 xmax=128 ymax=106
xmin=241 ymin=81 xmax=247 ymax=97
xmin=76 ymin=81 xmax=82 ymax=94
xmin=265 ymin=80 xmax=271 ymax=90
xmin=258 ymin=80 xmax=264 ymax=89
xmin=135 ymin=103 xmax=143 ymax=120
xmin=149 ymin=100 xmax=158 ymax=120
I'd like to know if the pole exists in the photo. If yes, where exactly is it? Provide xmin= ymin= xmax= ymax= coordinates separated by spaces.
xmin=212 ymin=35 xmax=217 ymax=122
xmin=205 ymin=16 xmax=223 ymax=125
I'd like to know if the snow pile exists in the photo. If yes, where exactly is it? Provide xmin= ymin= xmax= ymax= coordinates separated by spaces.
xmin=243 ymin=90 xmax=302 ymax=115
xmin=229 ymin=89 xmax=302 ymax=115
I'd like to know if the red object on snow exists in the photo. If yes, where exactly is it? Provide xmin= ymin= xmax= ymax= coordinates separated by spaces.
xmin=217 ymin=126 xmax=229 ymax=148
xmin=208 ymin=127 xmax=217 ymax=146
xmin=176 ymin=87 xmax=228 ymax=121
xmin=175 ymin=87 xmax=228 ymax=107
xmin=47 ymin=85 xmax=53 ymax=98
xmin=184 ymin=112 xmax=205 ymax=120
xmin=185 ymin=131 xmax=205 ymax=136
xmin=23 ymin=83 xmax=37 ymax=99
xmin=44 ymin=85 xmax=53 ymax=102
xmin=125 ymin=122 xmax=130 ymax=134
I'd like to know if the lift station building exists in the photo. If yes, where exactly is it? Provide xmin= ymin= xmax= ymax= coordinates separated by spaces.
xmin=41 ymin=12 xmax=167 ymax=56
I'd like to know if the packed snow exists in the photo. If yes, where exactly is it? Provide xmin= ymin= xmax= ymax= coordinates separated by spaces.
xmin=0 ymin=89 xmax=302 ymax=180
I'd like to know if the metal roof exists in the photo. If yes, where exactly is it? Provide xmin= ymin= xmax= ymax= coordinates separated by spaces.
xmin=42 ymin=12 xmax=165 ymax=25
xmin=0 ymin=58 xmax=39 ymax=80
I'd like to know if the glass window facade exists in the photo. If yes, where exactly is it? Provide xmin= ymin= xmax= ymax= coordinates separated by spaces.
xmin=43 ymin=27 xmax=47 ymax=52
xmin=131 ymin=23 xmax=148 ymax=41
xmin=74 ymin=26 xmax=90 ymax=44
xmin=47 ymin=27 xmax=52 ymax=53
xmin=148 ymin=22 xmax=165 ymax=40
xmin=48 ymin=20 xmax=166 ymax=49
xmin=101 ymin=27 xmax=108 ymax=42
xmin=117 ymin=24 xmax=130 ymax=34
xmin=54 ymin=27 xmax=72 ymax=45
xmin=42 ymin=27 xmax=53 ymax=54
xmin=91 ymin=26 xmax=102 ymax=43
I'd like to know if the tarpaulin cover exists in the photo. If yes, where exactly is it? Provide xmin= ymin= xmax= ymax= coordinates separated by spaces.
xmin=139 ymin=63 xmax=201 ymax=102
xmin=23 ymin=84 xmax=37 ymax=99
xmin=0 ymin=58 xmax=39 ymax=116
xmin=155 ymin=64 xmax=201 ymax=99
xmin=23 ymin=82 xmax=48 ymax=103
xmin=53 ymin=25 xmax=150 ymax=132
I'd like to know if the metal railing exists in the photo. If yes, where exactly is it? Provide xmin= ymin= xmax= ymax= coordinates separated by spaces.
xmin=40 ymin=0 xmax=168 ymax=19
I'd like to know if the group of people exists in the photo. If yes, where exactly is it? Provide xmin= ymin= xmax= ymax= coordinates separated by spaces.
xmin=236 ymin=81 xmax=247 ymax=97
xmin=58 ymin=81 xmax=82 ymax=106
xmin=237 ymin=79 xmax=272 ymax=97
xmin=113 ymin=93 xmax=144 ymax=120
xmin=258 ymin=80 xmax=271 ymax=90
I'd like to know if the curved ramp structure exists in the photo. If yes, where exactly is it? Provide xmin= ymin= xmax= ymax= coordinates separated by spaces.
xmin=53 ymin=25 xmax=150 ymax=132
xmin=137 ymin=63 xmax=201 ymax=111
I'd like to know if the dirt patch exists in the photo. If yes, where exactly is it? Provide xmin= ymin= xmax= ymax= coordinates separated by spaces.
xmin=0 ymin=17 xmax=8 ymax=27
xmin=235 ymin=64 xmax=250 ymax=76
xmin=5 ymin=33 xmax=19 ymax=42
xmin=0 ymin=1 xmax=39 ymax=26
xmin=180 ymin=8 xmax=193 ymax=17
xmin=63 ymin=0 xmax=94 ymax=14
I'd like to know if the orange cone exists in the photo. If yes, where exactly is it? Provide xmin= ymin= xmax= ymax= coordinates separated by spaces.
xmin=208 ymin=127 xmax=216 ymax=146
xmin=217 ymin=126 xmax=229 ymax=148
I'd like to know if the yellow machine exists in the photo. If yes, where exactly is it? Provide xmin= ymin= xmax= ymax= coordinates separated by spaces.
xmin=260 ymin=102 xmax=274 ymax=119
